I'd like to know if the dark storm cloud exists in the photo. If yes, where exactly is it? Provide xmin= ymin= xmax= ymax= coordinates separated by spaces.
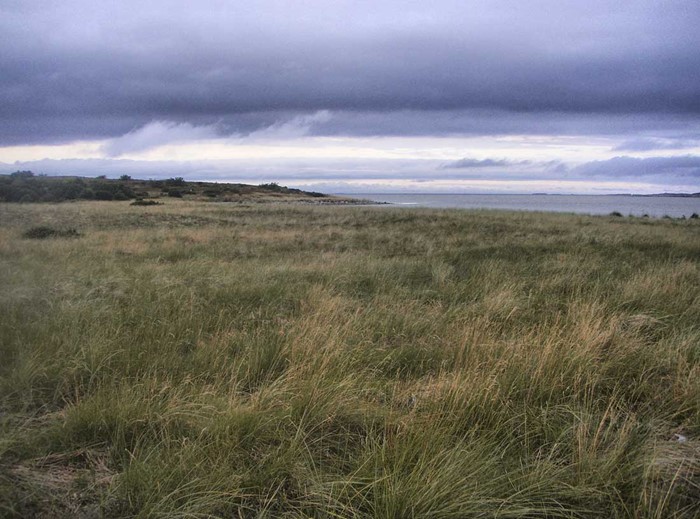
xmin=1 ymin=0 xmax=700 ymax=144
xmin=309 ymin=110 xmax=700 ymax=141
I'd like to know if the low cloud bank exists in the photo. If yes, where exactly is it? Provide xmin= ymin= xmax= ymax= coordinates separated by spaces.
xmin=2 ymin=154 xmax=699 ymax=194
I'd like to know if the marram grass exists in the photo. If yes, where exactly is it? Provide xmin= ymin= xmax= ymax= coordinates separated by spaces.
xmin=0 ymin=200 xmax=698 ymax=517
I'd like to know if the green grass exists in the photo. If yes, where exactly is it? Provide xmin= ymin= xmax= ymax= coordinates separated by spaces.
xmin=1 ymin=200 xmax=698 ymax=517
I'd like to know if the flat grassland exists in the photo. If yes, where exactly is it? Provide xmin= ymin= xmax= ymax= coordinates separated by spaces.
xmin=1 ymin=200 xmax=698 ymax=518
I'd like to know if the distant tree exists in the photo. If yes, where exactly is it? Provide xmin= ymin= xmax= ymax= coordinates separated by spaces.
xmin=119 ymin=174 xmax=132 ymax=181
xmin=165 ymin=177 xmax=186 ymax=186
xmin=96 ymin=175 xmax=107 ymax=179
xmin=259 ymin=182 xmax=284 ymax=192
xmin=10 ymin=170 xmax=34 ymax=178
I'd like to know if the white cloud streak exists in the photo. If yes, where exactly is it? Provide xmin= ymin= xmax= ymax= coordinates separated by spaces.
xmin=102 ymin=121 xmax=220 ymax=156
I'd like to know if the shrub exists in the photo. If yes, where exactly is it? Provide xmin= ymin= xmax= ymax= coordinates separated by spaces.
xmin=691 ymin=213 xmax=699 ymax=219
xmin=94 ymin=190 xmax=114 ymax=201
xmin=10 ymin=170 xmax=34 ymax=179
xmin=259 ymin=182 xmax=284 ymax=192
xmin=609 ymin=211 xmax=623 ymax=217
xmin=130 ymin=199 xmax=162 ymax=206
xmin=114 ymin=191 xmax=132 ymax=201
xmin=22 ymin=226 xmax=80 ymax=239
xmin=19 ymin=194 xmax=36 ymax=203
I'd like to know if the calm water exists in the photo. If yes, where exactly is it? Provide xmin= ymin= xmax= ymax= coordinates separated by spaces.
xmin=355 ymin=194 xmax=700 ymax=218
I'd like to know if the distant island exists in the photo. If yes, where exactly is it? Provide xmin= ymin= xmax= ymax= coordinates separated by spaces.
xmin=635 ymin=192 xmax=700 ymax=197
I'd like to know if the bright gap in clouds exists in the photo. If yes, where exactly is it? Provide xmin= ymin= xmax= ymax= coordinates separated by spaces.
xmin=0 ymin=122 xmax=652 ymax=165
xmin=1 ymin=115 xmax=699 ymax=195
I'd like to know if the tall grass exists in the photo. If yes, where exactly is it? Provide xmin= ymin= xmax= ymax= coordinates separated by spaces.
xmin=1 ymin=200 xmax=698 ymax=517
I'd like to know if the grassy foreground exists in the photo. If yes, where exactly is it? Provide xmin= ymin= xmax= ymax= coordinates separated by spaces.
xmin=0 ymin=200 xmax=698 ymax=518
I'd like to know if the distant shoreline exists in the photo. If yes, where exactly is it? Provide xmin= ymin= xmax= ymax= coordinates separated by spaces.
xmin=349 ymin=192 xmax=700 ymax=218
xmin=338 ymin=192 xmax=700 ymax=197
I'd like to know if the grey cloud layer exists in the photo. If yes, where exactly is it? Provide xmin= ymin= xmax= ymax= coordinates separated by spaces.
xmin=613 ymin=137 xmax=700 ymax=151
xmin=1 ymin=1 xmax=700 ymax=144
xmin=4 ymin=154 xmax=699 ymax=190
xmin=573 ymin=155 xmax=700 ymax=178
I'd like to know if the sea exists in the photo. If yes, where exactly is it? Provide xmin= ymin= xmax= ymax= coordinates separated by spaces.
xmin=351 ymin=194 xmax=700 ymax=218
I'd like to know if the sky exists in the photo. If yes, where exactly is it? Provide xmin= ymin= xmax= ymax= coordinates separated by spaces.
xmin=1 ymin=0 xmax=700 ymax=193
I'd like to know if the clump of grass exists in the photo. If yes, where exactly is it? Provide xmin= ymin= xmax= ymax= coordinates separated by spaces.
xmin=22 ymin=226 xmax=80 ymax=239
xmin=130 ymin=199 xmax=162 ymax=206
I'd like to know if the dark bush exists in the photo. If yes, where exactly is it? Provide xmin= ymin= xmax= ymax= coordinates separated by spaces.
xmin=54 ymin=181 xmax=84 ymax=200
xmin=119 ymin=174 xmax=132 ymax=181
xmin=610 ymin=211 xmax=623 ymax=217
xmin=167 ymin=189 xmax=183 ymax=198
xmin=131 ymin=199 xmax=162 ymax=206
xmin=94 ymin=190 xmax=114 ymax=201
xmin=0 ymin=173 xmax=140 ymax=203
xmin=10 ymin=170 xmax=34 ymax=179
xmin=691 ymin=213 xmax=699 ymax=219
xmin=23 ymin=226 xmax=80 ymax=239
xmin=259 ymin=182 xmax=284 ymax=192
xmin=112 ymin=191 xmax=131 ymax=201
xmin=19 ymin=194 xmax=36 ymax=203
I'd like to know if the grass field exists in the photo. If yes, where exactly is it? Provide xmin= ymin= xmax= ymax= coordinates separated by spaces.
xmin=1 ymin=200 xmax=698 ymax=518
